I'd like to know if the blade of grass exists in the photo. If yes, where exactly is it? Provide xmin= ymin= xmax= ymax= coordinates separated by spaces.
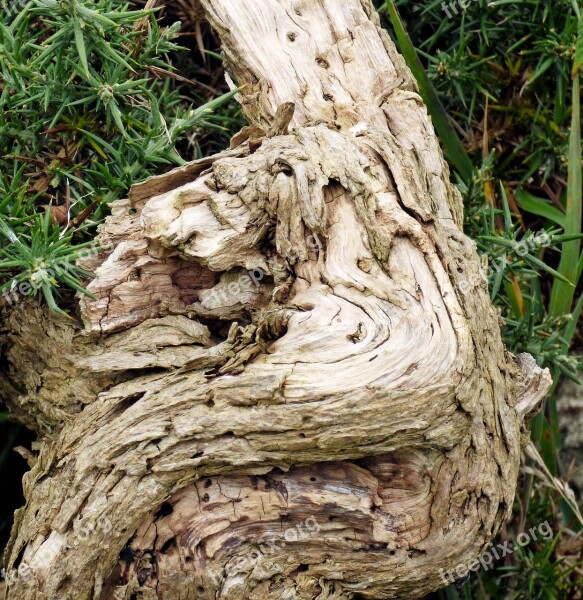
xmin=514 ymin=189 xmax=566 ymax=228
xmin=549 ymin=75 xmax=582 ymax=316
xmin=573 ymin=10 xmax=583 ymax=77
xmin=73 ymin=20 xmax=90 ymax=78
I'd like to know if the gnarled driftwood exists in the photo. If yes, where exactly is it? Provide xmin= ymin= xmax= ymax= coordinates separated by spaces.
xmin=1 ymin=1 xmax=551 ymax=598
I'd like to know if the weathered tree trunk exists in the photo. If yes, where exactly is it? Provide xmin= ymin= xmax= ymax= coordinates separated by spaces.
xmin=1 ymin=1 xmax=551 ymax=598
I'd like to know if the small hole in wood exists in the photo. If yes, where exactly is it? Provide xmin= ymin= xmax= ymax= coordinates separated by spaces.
xmin=119 ymin=547 xmax=135 ymax=562
xmin=155 ymin=502 xmax=174 ymax=518
xmin=287 ymin=32 xmax=297 ymax=41
xmin=160 ymin=538 xmax=176 ymax=553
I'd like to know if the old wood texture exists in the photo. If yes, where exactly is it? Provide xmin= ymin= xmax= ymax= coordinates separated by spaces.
xmin=1 ymin=1 xmax=551 ymax=598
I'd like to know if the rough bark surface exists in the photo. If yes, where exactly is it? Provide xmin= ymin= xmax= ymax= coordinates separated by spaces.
xmin=1 ymin=1 xmax=551 ymax=599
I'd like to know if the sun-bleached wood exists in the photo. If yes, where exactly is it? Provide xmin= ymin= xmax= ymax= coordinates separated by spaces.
xmin=1 ymin=1 xmax=550 ymax=598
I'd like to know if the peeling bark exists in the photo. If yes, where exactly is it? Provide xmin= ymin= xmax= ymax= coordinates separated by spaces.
xmin=1 ymin=1 xmax=551 ymax=599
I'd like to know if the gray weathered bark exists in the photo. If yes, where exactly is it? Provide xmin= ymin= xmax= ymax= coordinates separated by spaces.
xmin=1 ymin=1 xmax=551 ymax=598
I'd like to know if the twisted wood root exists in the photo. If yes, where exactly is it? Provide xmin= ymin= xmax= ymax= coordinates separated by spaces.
xmin=1 ymin=1 xmax=550 ymax=598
